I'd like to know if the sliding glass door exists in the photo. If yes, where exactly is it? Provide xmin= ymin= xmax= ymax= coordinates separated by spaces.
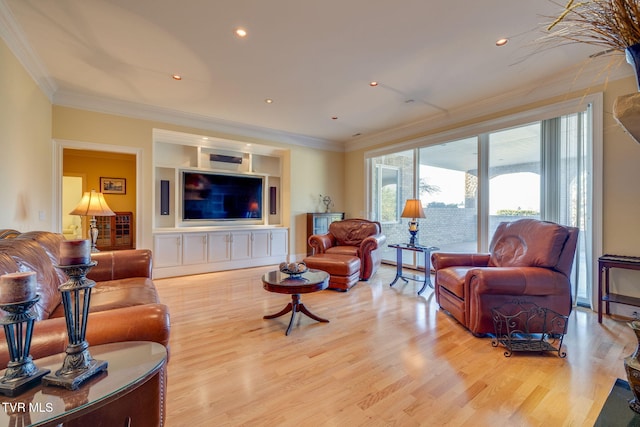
xmin=370 ymin=150 xmax=415 ymax=264
xmin=368 ymin=102 xmax=594 ymax=306
xmin=418 ymin=137 xmax=478 ymax=258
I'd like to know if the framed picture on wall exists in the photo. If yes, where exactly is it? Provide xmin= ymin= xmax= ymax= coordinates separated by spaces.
xmin=100 ymin=177 xmax=126 ymax=194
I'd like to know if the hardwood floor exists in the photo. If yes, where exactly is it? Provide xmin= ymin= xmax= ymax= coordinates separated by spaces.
xmin=154 ymin=265 xmax=633 ymax=426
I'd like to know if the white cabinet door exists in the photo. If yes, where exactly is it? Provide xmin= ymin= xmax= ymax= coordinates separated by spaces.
xmin=251 ymin=230 xmax=270 ymax=258
xmin=154 ymin=234 xmax=182 ymax=267
xmin=269 ymin=229 xmax=288 ymax=257
xmin=182 ymin=233 xmax=208 ymax=265
xmin=208 ymin=232 xmax=231 ymax=263
xmin=230 ymin=231 xmax=251 ymax=260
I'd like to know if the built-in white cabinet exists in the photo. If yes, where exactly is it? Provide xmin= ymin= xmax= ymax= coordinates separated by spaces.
xmin=207 ymin=232 xmax=231 ymax=263
xmin=230 ymin=231 xmax=252 ymax=261
xmin=251 ymin=230 xmax=270 ymax=259
xmin=153 ymin=228 xmax=288 ymax=278
xmin=153 ymin=129 xmax=285 ymax=229
xmin=269 ymin=228 xmax=288 ymax=257
xmin=182 ymin=233 xmax=208 ymax=265
xmin=153 ymin=234 xmax=182 ymax=268
xmin=152 ymin=130 xmax=288 ymax=279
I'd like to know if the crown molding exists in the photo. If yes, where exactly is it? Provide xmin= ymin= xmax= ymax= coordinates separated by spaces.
xmin=0 ymin=0 xmax=56 ymax=99
xmin=345 ymin=55 xmax=632 ymax=152
xmin=0 ymin=0 xmax=342 ymax=152
xmin=53 ymin=90 xmax=344 ymax=152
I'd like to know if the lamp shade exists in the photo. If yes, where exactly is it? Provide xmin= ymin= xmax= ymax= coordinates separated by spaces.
xmin=69 ymin=190 xmax=116 ymax=217
xmin=401 ymin=199 xmax=426 ymax=219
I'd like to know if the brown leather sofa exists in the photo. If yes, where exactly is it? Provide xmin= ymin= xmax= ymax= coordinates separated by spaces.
xmin=308 ymin=218 xmax=386 ymax=280
xmin=0 ymin=230 xmax=170 ymax=425
xmin=431 ymin=219 xmax=579 ymax=336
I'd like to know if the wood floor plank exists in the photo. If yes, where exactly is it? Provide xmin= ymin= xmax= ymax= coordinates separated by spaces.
xmin=154 ymin=264 xmax=634 ymax=426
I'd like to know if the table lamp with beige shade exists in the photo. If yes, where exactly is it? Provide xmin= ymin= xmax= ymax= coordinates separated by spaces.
xmin=69 ymin=190 xmax=115 ymax=252
xmin=401 ymin=199 xmax=426 ymax=246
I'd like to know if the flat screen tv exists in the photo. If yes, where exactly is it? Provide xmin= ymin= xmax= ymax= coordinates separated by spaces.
xmin=182 ymin=171 xmax=263 ymax=221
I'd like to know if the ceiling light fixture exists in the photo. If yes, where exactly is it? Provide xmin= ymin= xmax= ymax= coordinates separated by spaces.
xmin=265 ymin=98 xmax=273 ymax=104
xmin=171 ymin=74 xmax=182 ymax=80
xmin=495 ymin=38 xmax=509 ymax=47
xmin=369 ymin=81 xmax=379 ymax=87
xmin=331 ymin=116 xmax=338 ymax=120
xmin=235 ymin=28 xmax=248 ymax=38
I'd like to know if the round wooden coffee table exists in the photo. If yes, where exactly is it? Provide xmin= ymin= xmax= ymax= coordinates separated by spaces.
xmin=262 ymin=269 xmax=329 ymax=335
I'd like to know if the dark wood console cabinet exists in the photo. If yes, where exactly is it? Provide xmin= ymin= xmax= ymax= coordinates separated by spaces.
xmin=306 ymin=212 xmax=344 ymax=255
xmin=96 ymin=211 xmax=134 ymax=250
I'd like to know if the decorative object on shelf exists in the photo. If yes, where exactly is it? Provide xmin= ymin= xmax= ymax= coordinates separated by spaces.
xmin=69 ymin=190 xmax=115 ymax=252
xmin=0 ymin=271 xmax=50 ymax=397
xmin=624 ymin=320 xmax=640 ymax=413
xmin=279 ymin=262 xmax=308 ymax=278
xmin=545 ymin=0 xmax=640 ymax=89
xmin=99 ymin=177 xmax=126 ymax=195
xmin=491 ymin=300 xmax=568 ymax=358
xmin=43 ymin=258 xmax=108 ymax=390
xmin=319 ymin=194 xmax=333 ymax=213
xmin=400 ymin=199 xmax=426 ymax=246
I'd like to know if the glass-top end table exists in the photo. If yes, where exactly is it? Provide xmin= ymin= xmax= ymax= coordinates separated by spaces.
xmin=0 ymin=341 xmax=166 ymax=427
xmin=388 ymin=243 xmax=439 ymax=295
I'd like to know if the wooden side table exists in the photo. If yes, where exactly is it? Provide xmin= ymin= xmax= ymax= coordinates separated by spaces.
xmin=388 ymin=243 xmax=439 ymax=295
xmin=262 ymin=270 xmax=329 ymax=335
xmin=0 ymin=341 xmax=166 ymax=426
xmin=598 ymin=254 xmax=640 ymax=323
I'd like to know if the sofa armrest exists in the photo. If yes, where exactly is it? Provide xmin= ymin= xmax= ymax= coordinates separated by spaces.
xmin=88 ymin=249 xmax=152 ymax=281
xmin=0 ymin=303 xmax=171 ymax=368
xmin=360 ymin=234 xmax=386 ymax=255
xmin=431 ymin=252 xmax=491 ymax=270
xmin=467 ymin=267 xmax=569 ymax=296
xmin=308 ymin=234 xmax=336 ymax=254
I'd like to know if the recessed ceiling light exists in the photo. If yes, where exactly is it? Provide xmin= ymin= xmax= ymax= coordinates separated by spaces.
xmin=265 ymin=98 xmax=273 ymax=104
xmin=369 ymin=81 xmax=379 ymax=87
xmin=171 ymin=74 xmax=182 ymax=80
xmin=495 ymin=38 xmax=508 ymax=47
xmin=235 ymin=28 xmax=248 ymax=38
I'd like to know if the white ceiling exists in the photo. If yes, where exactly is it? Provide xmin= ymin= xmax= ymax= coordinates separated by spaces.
xmin=0 ymin=0 xmax=631 ymax=149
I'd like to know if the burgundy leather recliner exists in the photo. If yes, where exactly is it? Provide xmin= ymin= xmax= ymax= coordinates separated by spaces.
xmin=431 ymin=219 xmax=579 ymax=335
xmin=308 ymin=218 xmax=386 ymax=280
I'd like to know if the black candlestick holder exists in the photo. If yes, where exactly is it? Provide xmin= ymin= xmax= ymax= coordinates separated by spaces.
xmin=0 ymin=295 xmax=50 ymax=397
xmin=42 ymin=262 xmax=107 ymax=390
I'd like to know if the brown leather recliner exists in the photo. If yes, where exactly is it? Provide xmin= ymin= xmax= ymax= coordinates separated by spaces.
xmin=308 ymin=218 xmax=386 ymax=280
xmin=431 ymin=219 xmax=579 ymax=335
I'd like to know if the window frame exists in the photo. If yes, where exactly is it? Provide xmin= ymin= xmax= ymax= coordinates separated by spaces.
xmin=365 ymin=93 xmax=603 ymax=309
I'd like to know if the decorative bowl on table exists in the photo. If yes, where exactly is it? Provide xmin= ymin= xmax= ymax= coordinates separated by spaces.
xmin=279 ymin=262 xmax=308 ymax=278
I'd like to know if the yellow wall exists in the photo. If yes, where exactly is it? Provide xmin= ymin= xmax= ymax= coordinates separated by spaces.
xmin=0 ymin=38 xmax=52 ymax=231
xmin=63 ymin=149 xmax=137 ymax=243
xmin=63 ymin=149 xmax=137 ymax=213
